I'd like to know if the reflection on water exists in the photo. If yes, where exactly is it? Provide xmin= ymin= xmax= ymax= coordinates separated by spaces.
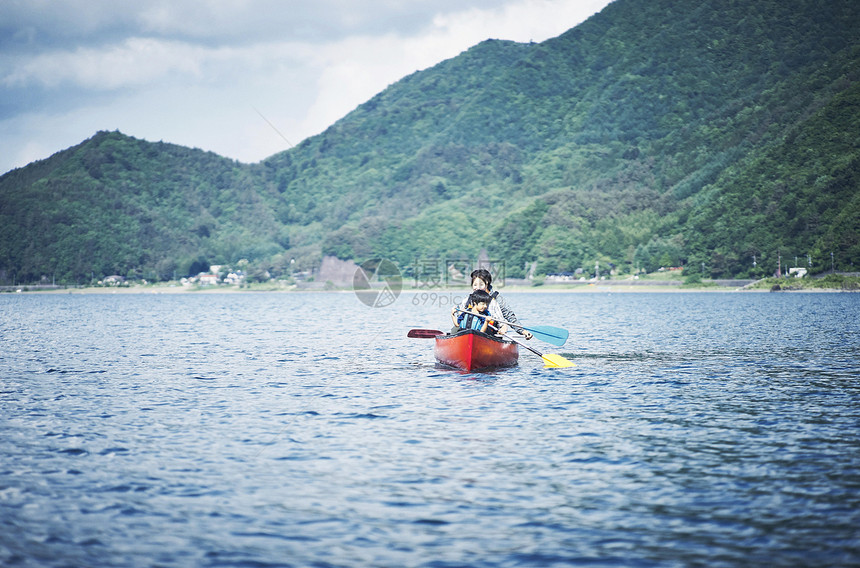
xmin=1 ymin=291 xmax=858 ymax=567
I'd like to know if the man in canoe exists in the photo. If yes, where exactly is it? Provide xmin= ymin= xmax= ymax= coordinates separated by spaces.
xmin=452 ymin=268 xmax=533 ymax=339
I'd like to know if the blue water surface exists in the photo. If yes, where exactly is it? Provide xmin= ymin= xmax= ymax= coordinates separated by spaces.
xmin=1 ymin=290 xmax=858 ymax=567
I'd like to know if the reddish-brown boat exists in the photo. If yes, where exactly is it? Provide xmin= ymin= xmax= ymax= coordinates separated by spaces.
xmin=433 ymin=329 xmax=519 ymax=371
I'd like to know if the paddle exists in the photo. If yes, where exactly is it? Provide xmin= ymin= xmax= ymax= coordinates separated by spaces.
xmin=407 ymin=329 xmax=443 ymax=338
xmin=407 ymin=328 xmax=575 ymax=368
xmin=504 ymin=333 xmax=576 ymax=368
xmin=453 ymin=308 xmax=568 ymax=346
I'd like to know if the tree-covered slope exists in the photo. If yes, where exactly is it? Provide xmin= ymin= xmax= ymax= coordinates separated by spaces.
xmin=0 ymin=132 xmax=287 ymax=282
xmin=1 ymin=0 xmax=859 ymax=284
xmin=262 ymin=0 xmax=860 ymax=275
xmin=683 ymin=82 xmax=860 ymax=277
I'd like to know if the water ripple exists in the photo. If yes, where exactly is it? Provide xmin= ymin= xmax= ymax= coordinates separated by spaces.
xmin=0 ymin=292 xmax=858 ymax=567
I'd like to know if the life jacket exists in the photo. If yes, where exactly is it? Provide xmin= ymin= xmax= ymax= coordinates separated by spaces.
xmin=458 ymin=303 xmax=495 ymax=332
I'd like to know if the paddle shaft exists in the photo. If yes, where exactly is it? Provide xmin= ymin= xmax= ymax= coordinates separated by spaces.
xmin=504 ymin=333 xmax=575 ymax=368
xmin=453 ymin=307 xmax=568 ymax=345
xmin=505 ymin=333 xmax=545 ymax=357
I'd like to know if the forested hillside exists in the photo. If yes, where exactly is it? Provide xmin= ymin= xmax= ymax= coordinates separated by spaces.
xmin=0 ymin=133 xmax=289 ymax=282
xmin=2 ymin=0 xmax=859 ymax=285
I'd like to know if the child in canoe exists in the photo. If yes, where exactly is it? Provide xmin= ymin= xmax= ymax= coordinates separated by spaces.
xmin=452 ymin=289 xmax=504 ymax=335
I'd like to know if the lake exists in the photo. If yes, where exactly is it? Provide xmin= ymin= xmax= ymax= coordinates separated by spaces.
xmin=1 ymin=290 xmax=858 ymax=567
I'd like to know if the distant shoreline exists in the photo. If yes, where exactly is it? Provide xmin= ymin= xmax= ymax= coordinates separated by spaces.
xmin=4 ymin=281 xmax=855 ymax=295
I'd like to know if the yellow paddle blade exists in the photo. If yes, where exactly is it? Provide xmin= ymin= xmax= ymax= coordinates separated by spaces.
xmin=542 ymin=353 xmax=576 ymax=368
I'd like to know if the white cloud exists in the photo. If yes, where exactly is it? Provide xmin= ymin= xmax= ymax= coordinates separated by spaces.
xmin=0 ymin=0 xmax=613 ymax=175
xmin=432 ymin=0 xmax=609 ymax=43
xmin=297 ymin=0 xmax=611 ymax=141
xmin=5 ymin=38 xmax=204 ymax=89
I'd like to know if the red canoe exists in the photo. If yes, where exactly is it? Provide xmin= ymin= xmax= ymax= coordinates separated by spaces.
xmin=434 ymin=329 xmax=519 ymax=371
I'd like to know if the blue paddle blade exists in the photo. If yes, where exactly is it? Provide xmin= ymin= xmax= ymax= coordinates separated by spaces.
xmin=525 ymin=325 xmax=569 ymax=347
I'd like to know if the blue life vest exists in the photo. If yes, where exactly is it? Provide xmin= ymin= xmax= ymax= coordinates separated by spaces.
xmin=458 ymin=306 xmax=491 ymax=331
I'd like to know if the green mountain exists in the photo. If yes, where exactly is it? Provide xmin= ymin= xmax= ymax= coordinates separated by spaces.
xmin=2 ymin=0 xmax=859 ymax=285
xmin=0 ymin=134 xmax=289 ymax=282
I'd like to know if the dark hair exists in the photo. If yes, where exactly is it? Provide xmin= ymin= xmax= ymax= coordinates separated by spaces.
xmin=469 ymin=289 xmax=492 ymax=306
xmin=470 ymin=268 xmax=493 ymax=288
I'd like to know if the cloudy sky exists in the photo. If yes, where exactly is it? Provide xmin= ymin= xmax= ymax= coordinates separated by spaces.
xmin=0 ymin=0 xmax=612 ymax=175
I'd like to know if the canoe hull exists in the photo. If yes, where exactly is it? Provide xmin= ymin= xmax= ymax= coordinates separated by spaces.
xmin=434 ymin=330 xmax=518 ymax=371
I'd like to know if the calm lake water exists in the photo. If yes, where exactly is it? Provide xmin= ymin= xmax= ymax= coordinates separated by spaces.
xmin=1 ymin=290 xmax=858 ymax=567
